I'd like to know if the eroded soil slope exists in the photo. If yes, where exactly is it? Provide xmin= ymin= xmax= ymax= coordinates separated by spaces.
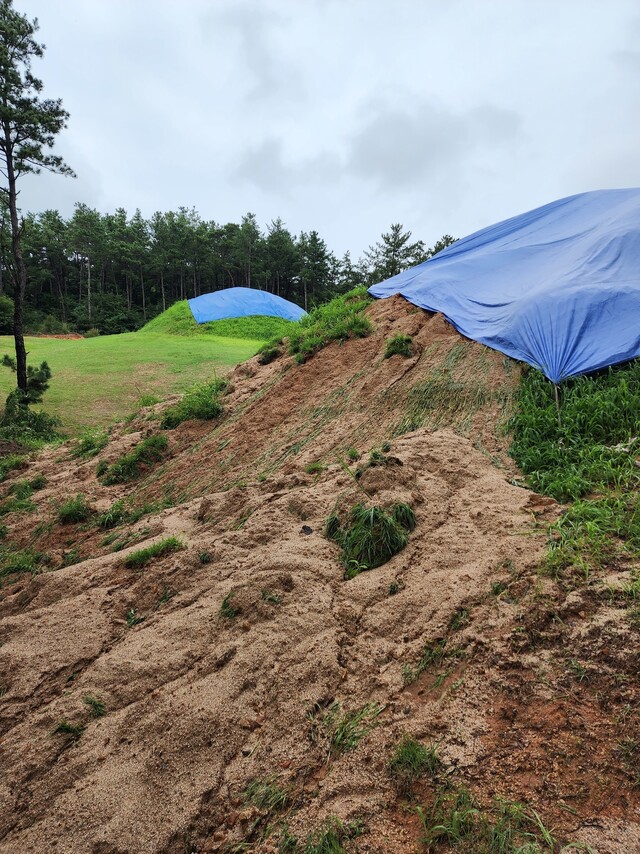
xmin=0 ymin=298 xmax=638 ymax=853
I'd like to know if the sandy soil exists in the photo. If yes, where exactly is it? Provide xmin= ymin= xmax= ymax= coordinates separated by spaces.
xmin=0 ymin=298 xmax=638 ymax=853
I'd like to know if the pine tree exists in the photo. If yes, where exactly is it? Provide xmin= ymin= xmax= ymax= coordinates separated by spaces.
xmin=0 ymin=0 xmax=74 ymax=392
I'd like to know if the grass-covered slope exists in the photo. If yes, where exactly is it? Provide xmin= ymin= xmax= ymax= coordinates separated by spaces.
xmin=141 ymin=300 xmax=295 ymax=341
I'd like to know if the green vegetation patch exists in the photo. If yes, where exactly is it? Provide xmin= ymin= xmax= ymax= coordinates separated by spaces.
xmin=509 ymin=362 xmax=640 ymax=502
xmin=326 ymin=502 xmax=414 ymax=577
xmin=161 ymin=377 xmax=228 ymax=429
xmin=388 ymin=735 xmax=442 ymax=794
xmin=72 ymin=429 xmax=109 ymax=459
xmin=100 ymin=434 xmax=168 ymax=484
xmin=0 ymin=454 xmax=26 ymax=482
xmin=141 ymin=300 xmax=293 ymax=341
xmin=384 ymin=333 xmax=413 ymax=359
xmin=123 ymin=536 xmax=184 ymax=569
xmin=0 ymin=547 xmax=43 ymax=580
xmin=287 ymin=287 xmax=372 ymax=363
xmin=58 ymin=493 xmax=92 ymax=524
xmin=243 ymin=777 xmax=289 ymax=811
xmin=418 ymin=787 xmax=556 ymax=852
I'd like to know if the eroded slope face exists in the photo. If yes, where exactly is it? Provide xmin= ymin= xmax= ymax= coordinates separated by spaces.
xmin=0 ymin=299 xmax=638 ymax=853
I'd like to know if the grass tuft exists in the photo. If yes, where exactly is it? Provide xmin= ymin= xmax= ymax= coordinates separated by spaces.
xmin=160 ymin=377 xmax=228 ymax=429
xmin=58 ymin=493 xmax=92 ymax=524
xmin=100 ymin=433 xmax=168 ymax=484
xmin=83 ymin=694 xmax=107 ymax=717
xmin=388 ymin=735 xmax=442 ymax=794
xmin=329 ymin=504 xmax=411 ymax=575
xmin=123 ymin=536 xmax=183 ymax=569
xmin=73 ymin=429 xmax=108 ymax=459
xmin=243 ymin=777 xmax=289 ymax=811
xmin=52 ymin=719 xmax=85 ymax=742
xmin=384 ymin=333 xmax=413 ymax=359
xmin=220 ymin=591 xmax=240 ymax=619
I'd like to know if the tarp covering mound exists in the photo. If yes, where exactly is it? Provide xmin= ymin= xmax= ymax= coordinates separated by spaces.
xmin=369 ymin=189 xmax=640 ymax=382
xmin=188 ymin=287 xmax=306 ymax=324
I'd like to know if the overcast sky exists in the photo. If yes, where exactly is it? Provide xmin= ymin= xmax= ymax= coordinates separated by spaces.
xmin=15 ymin=0 xmax=640 ymax=258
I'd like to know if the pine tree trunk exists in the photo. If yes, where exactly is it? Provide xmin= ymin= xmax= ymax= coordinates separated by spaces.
xmin=4 ymin=134 xmax=28 ymax=391
xmin=140 ymin=264 xmax=146 ymax=321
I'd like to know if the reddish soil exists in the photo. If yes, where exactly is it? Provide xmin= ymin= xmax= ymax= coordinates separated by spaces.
xmin=0 ymin=297 xmax=638 ymax=852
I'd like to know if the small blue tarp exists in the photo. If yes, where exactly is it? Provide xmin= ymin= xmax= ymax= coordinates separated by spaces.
xmin=369 ymin=189 xmax=640 ymax=382
xmin=188 ymin=287 xmax=306 ymax=324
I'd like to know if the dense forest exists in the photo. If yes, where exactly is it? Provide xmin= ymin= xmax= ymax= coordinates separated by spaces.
xmin=0 ymin=202 xmax=454 ymax=335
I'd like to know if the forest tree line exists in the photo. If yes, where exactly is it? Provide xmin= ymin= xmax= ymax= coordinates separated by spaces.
xmin=0 ymin=202 xmax=455 ymax=335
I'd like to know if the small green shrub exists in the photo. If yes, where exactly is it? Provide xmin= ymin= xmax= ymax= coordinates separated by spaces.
xmin=83 ymin=327 xmax=100 ymax=338
xmin=0 ymin=523 xmax=7 ymax=540
xmin=346 ymin=447 xmax=360 ymax=461
xmin=388 ymin=735 xmax=442 ymax=794
xmin=384 ymin=333 xmax=413 ymax=359
xmin=73 ymin=429 xmax=108 ymax=459
xmin=161 ymin=378 xmax=228 ymax=429
xmin=198 ymin=550 xmax=212 ymax=564
xmin=305 ymin=461 xmax=326 ymax=475
xmin=123 ymin=536 xmax=183 ymax=569
xmin=100 ymin=434 xmax=168 ymax=484
xmin=59 ymin=494 xmax=92 ymax=524
xmin=95 ymin=460 xmax=108 ymax=478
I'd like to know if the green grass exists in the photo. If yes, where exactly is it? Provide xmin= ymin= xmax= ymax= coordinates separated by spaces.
xmin=58 ymin=493 xmax=92 ymax=524
xmin=83 ymin=694 xmax=107 ymax=717
xmin=72 ymin=429 xmax=109 ymax=458
xmin=509 ymin=362 xmax=640 ymax=593
xmin=123 ymin=536 xmax=184 ymax=569
xmin=418 ymin=787 xmax=556 ymax=853
xmin=384 ymin=333 xmax=413 ymax=359
xmin=0 ymin=547 xmax=43 ymax=579
xmin=51 ymin=718 xmax=85 ymax=742
xmin=509 ymin=363 xmax=640 ymax=502
xmin=141 ymin=301 xmax=294 ymax=341
xmin=0 ymin=454 xmax=26 ymax=482
xmin=100 ymin=433 xmax=168 ymax=484
xmin=160 ymin=377 xmax=227 ymax=429
xmin=327 ymin=503 xmax=412 ymax=576
xmin=0 ymin=331 xmax=260 ymax=434
xmin=243 ymin=777 xmax=289 ymax=811
xmin=318 ymin=702 xmax=383 ymax=758
xmin=388 ymin=736 xmax=442 ymax=794
xmin=287 ymin=287 xmax=372 ymax=363
xmin=220 ymin=591 xmax=240 ymax=619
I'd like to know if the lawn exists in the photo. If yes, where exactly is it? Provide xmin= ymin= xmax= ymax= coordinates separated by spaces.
xmin=0 ymin=332 xmax=260 ymax=435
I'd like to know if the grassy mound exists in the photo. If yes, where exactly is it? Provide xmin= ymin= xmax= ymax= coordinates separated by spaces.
xmin=141 ymin=301 xmax=294 ymax=341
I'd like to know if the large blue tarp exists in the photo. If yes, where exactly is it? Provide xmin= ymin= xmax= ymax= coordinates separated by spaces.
xmin=188 ymin=287 xmax=306 ymax=324
xmin=369 ymin=189 xmax=640 ymax=382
